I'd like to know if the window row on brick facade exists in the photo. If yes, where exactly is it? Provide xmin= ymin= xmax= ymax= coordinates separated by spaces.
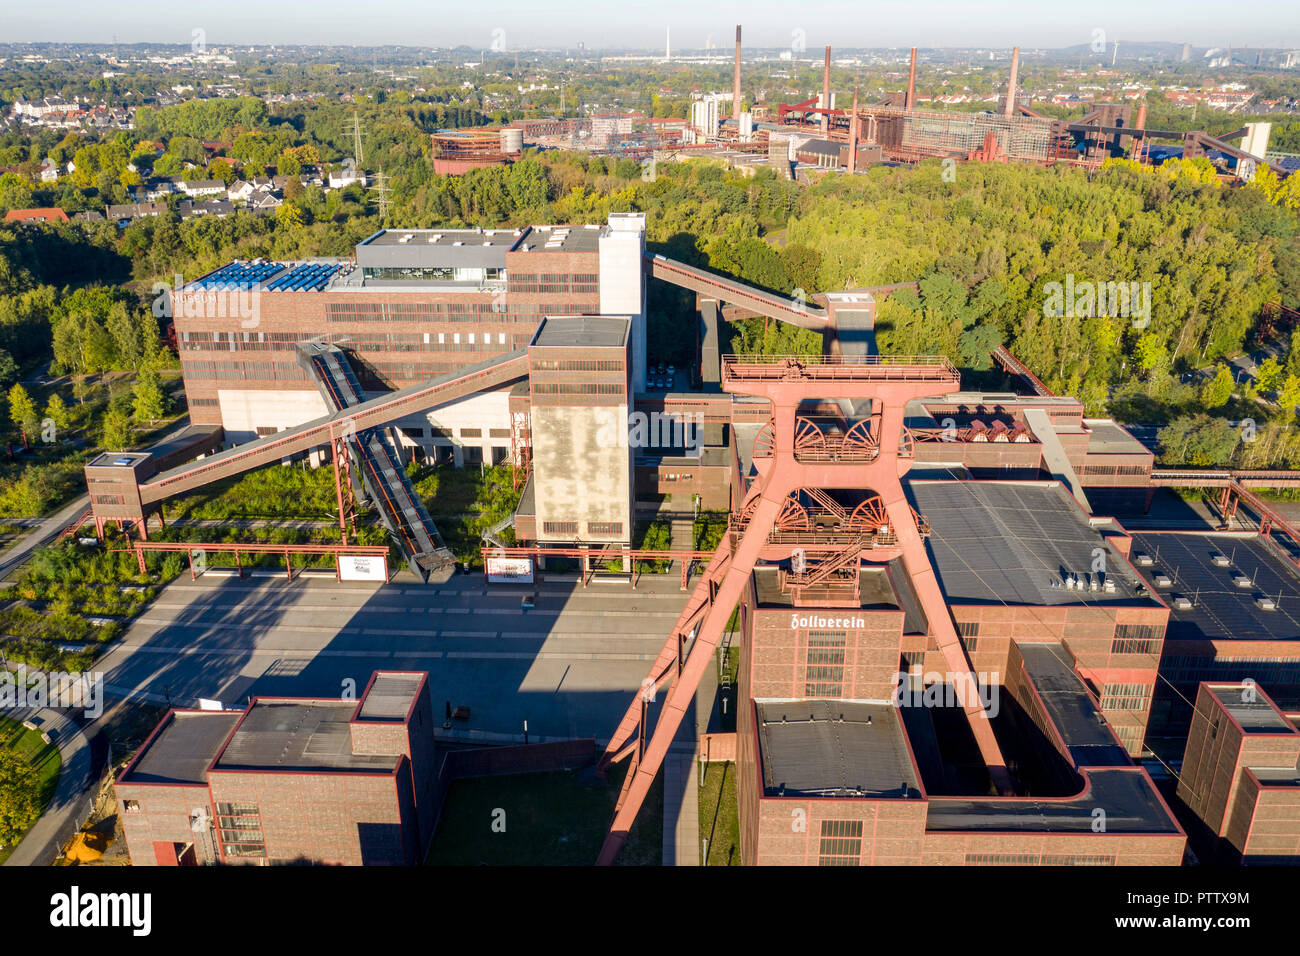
xmin=531 ymin=383 xmax=625 ymax=395
xmin=965 ymin=852 xmax=1115 ymax=865
xmin=1080 ymin=464 xmax=1150 ymax=476
xmin=818 ymin=819 xmax=863 ymax=865
xmin=531 ymin=359 xmax=624 ymax=372
xmin=1100 ymin=682 xmax=1151 ymax=711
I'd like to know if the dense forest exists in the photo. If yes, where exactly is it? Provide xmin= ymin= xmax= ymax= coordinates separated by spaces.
xmin=2 ymin=138 xmax=1299 ymax=475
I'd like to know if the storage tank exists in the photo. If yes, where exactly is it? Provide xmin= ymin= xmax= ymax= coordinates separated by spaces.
xmin=500 ymin=128 xmax=524 ymax=154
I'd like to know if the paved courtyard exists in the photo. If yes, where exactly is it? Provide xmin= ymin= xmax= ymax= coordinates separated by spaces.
xmin=94 ymin=570 xmax=695 ymax=746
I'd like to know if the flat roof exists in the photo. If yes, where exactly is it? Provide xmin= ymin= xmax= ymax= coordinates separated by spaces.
xmin=212 ymin=700 xmax=398 ymax=774
xmin=1250 ymin=764 xmax=1300 ymax=786
xmin=908 ymin=481 xmax=1145 ymax=606
xmin=752 ymin=565 xmax=903 ymax=613
xmin=1130 ymin=532 xmax=1300 ymax=643
xmin=515 ymin=224 xmax=603 ymax=253
xmin=1017 ymin=642 xmax=1132 ymax=767
xmin=1206 ymin=684 xmax=1297 ymax=734
xmin=756 ymin=700 xmax=921 ymax=798
xmin=530 ymin=315 xmax=629 ymax=348
xmin=87 ymin=452 xmax=148 ymax=468
xmin=357 ymin=672 xmax=424 ymax=721
xmin=121 ymin=712 xmax=242 ymax=786
xmin=359 ymin=227 xmax=523 ymax=249
xmin=926 ymin=768 xmax=1180 ymax=833
xmin=1084 ymin=419 xmax=1152 ymax=456
xmin=144 ymin=423 xmax=223 ymax=460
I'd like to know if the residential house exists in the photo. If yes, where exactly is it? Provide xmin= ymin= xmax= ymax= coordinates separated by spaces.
xmin=4 ymin=207 xmax=69 ymax=224
xmin=178 ymin=179 xmax=227 ymax=198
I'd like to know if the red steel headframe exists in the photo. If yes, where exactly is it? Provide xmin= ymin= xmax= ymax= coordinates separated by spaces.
xmin=595 ymin=354 xmax=1013 ymax=864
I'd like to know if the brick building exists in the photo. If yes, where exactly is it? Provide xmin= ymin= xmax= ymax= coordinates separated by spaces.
xmin=116 ymin=671 xmax=437 ymax=866
xmin=1177 ymin=682 xmax=1300 ymax=863
xmin=170 ymin=214 xmax=646 ymax=465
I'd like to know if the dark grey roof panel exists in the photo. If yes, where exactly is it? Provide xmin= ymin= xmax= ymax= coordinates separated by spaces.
xmin=756 ymin=699 xmax=921 ymax=798
xmin=907 ymin=481 xmax=1143 ymax=606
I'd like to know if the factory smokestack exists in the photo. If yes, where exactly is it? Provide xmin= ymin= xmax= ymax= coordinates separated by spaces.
xmin=848 ymin=87 xmax=860 ymax=174
xmin=1004 ymin=46 xmax=1020 ymax=117
xmin=733 ymin=25 xmax=742 ymax=122
xmin=822 ymin=46 xmax=832 ymax=133
xmin=906 ymin=47 xmax=917 ymax=109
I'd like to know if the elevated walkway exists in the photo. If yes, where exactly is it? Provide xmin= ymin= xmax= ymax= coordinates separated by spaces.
xmin=647 ymin=254 xmax=829 ymax=329
xmin=138 ymin=350 xmax=528 ymax=503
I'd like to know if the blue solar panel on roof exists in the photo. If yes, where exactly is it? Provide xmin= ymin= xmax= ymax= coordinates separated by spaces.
xmin=189 ymin=262 xmax=287 ymax=290
xmin=265 ymin=262 xmax=341 ymax=292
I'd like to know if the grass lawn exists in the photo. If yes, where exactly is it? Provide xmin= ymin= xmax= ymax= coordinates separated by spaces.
xmin=427 ymin=764 xmax=664 ymax=866
xmin=0 ymin=714 xmax=63 ymax=865
xmin=698 ymin=760 xmax=740 ymax=866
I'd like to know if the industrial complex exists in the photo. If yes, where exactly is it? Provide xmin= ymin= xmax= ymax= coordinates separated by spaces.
xmin=73 ymin=195 xmax=1300 ymax=867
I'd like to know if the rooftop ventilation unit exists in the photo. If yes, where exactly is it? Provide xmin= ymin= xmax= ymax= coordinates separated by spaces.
xmin=1153 ymin=573 xmax=1172 ymax=587
xmin=452 ymin=241 xmax=464 ymax=246
xmin=1172 ymin=595 xmax=1193 ymax=610
xmin=1232 ymin=573 xmax=1253 ymax=588
xmin=1210 ymin=553 xmax=1230 ymax=567
xmin=1135 ymin=553 xmax=1154 ymax=566
xmin=1102 ymin=579 xmax=1117 ymax=593
xmin=1256 ymin=596 xmax=1278 ymax=611
xmin=398 ymin=234 xmax=413 ymax=243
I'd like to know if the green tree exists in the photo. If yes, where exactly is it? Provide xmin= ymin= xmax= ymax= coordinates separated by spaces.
xmin=131 ymin=368 xmax=167 ymax=423
xmin=0 ymin=748 xmax=41 ymax=848
xmin=0 ymin=350 xmax=18 ymax=388
xmin=100 ymin=407 xmax=132 ymax=450
xmin=1255 ymin=356 xmax=1283 ymax=393
xmin=45 ymin=392 xmax=71 ymax=432
xmin=1279 ymin=374 xmax=1300 ymax=417
xmin=1158 ymin=414 xmax=1241 ymax=466
xmin=7 ymin=383 xmax=38 ymax=437
xmin=1199 ymin=364 xmax=1234 ymax=408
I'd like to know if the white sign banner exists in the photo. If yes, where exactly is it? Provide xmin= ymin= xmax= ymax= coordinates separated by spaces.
xmin=338 ymin=555 xmax=388 ymax=581
xmin=487 ymin=557 xmax=534 ymax=584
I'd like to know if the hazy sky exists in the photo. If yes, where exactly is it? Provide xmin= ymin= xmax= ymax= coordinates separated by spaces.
xmin=3 ymin=0 xmax=1298 ymax=50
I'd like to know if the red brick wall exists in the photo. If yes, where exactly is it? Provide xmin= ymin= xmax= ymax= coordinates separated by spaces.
xmin=115 ymin=783 xmax=215 ymax=866
xmin=749 ymin=606 xmax=904 ymax=701
xmin=208 ymin=770 xmax=413 ymax=866
xmin=754 ymin=795 xmax=927 ymax=865
xmin=1241 ymin=784 xmax=1300 ymax=858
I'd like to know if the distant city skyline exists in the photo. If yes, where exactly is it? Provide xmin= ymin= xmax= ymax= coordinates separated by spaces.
xmin=4 ymin=1 xmax=1299 ymax=52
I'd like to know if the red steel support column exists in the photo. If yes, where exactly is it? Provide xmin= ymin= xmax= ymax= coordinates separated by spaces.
xmin=332 ymin=434 xmax=348 ymax=546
